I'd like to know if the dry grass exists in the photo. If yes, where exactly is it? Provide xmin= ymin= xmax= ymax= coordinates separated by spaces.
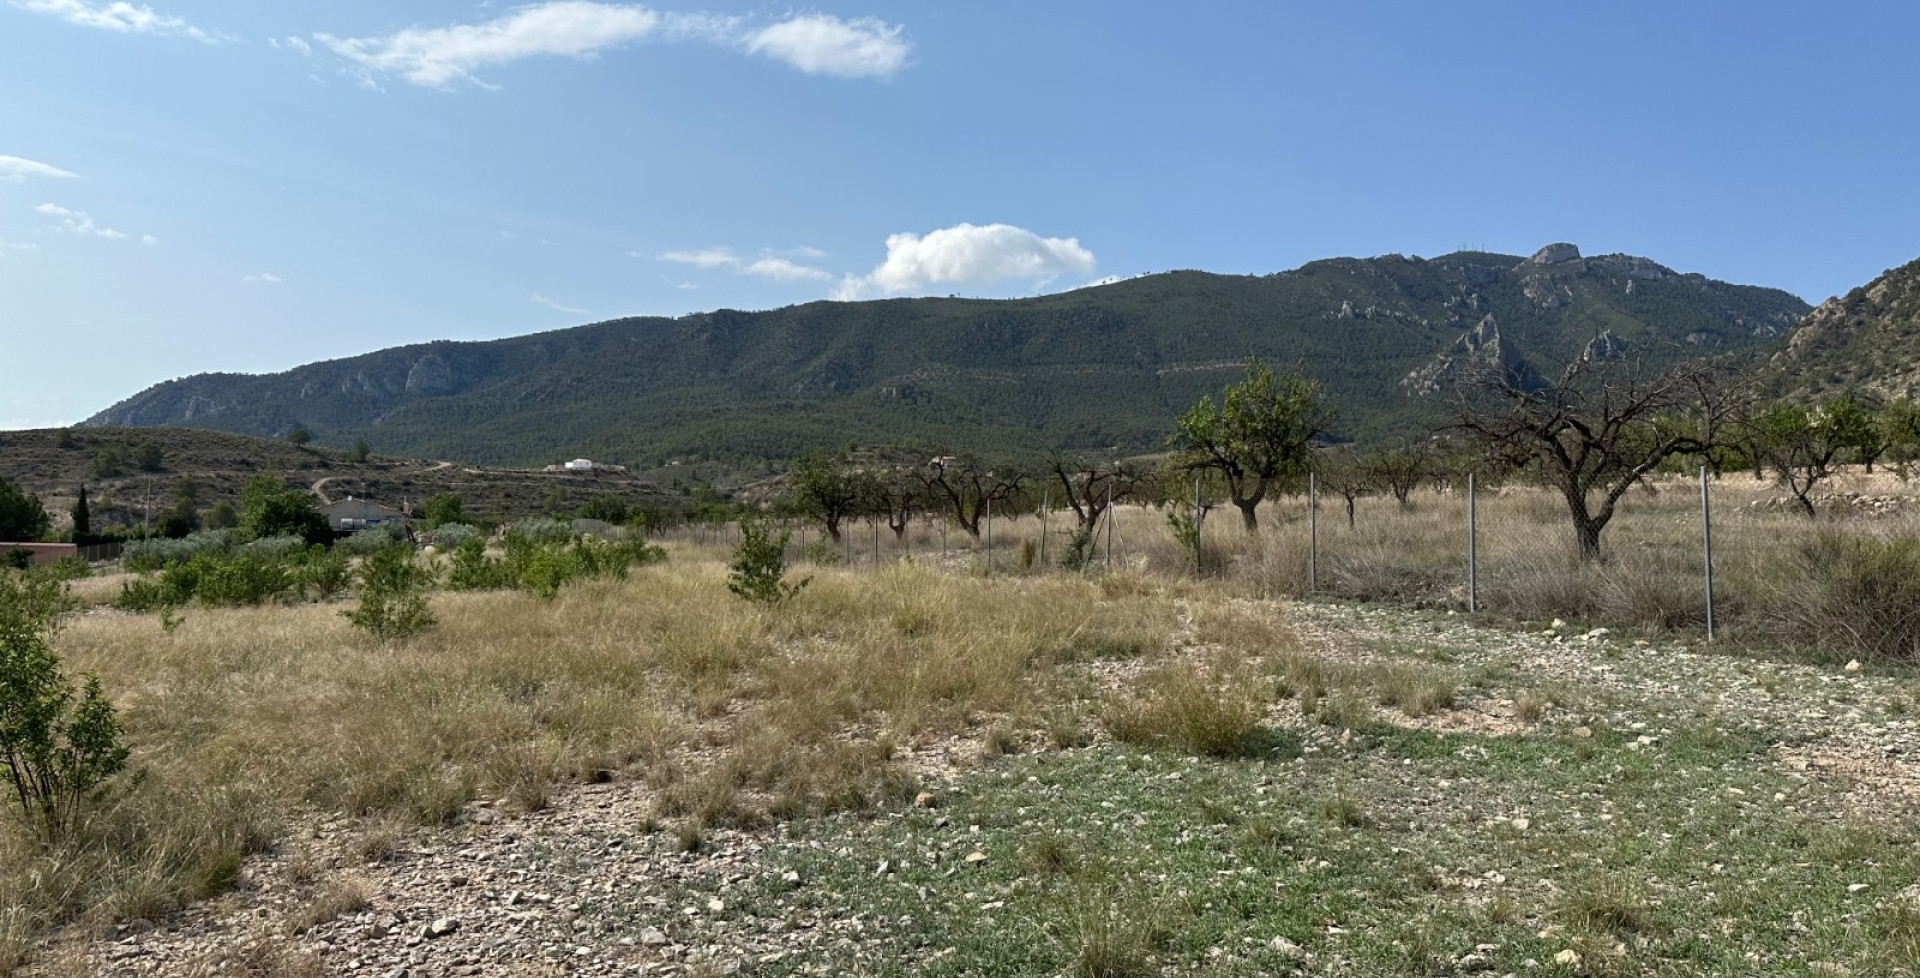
xmin=11 ymin=467 xmax=1920 ymax=969
xmin=2 ymin=555 xmax=1199 ymax=970
xmin=1100 ymin=657 xmax=1272 ymax=758
xmin=286 ymin=876 xmax=371 ymax=935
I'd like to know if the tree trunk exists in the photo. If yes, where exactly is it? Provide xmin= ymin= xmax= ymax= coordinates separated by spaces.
xmin=825 ymin=517 xmax=842 ymax=543
xmin=1235 ymin=498 xmax=1259 ymax=532
xmin=1792 ymin=491 xmax=1817 ymax=520
xmin=1574 ymin=517 xmax=1604 ymax=562
xmin=1345 ymin=496 xmax=1357 ymax=529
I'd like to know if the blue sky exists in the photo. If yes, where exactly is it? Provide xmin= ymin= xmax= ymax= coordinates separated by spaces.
xmin=3 ymin=1 xmax=1918 ymax=429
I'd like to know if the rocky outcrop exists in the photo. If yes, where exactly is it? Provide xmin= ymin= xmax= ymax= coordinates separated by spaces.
xmin=1522 ymin=243 xmax=1582 ymax=266
xmin=406 ymin=354 xmax=459 ymax=395
xmin=1579 ymin=330 xmax=1629 ymax=364
xmin=1403 ymin=314 xmax=1544 ymax=395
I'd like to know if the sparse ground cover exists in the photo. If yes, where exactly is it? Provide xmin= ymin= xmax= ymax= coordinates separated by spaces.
xmin=13 ymin=477 xmax=1920 ymax=975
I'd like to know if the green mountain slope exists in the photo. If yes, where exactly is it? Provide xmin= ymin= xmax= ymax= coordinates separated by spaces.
xmin=1763 ymin=256 xmax=1920 ymax=402
xmin=82 ymin=245 xmax=1809 ymax=467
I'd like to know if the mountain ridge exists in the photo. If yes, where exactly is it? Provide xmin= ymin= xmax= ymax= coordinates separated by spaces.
xmin=83 ymin=246 xmax=1811 ymax=468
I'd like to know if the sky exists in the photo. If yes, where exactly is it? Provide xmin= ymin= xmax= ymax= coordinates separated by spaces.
xmin=3 ymin=1 xmax=1919 ymax=429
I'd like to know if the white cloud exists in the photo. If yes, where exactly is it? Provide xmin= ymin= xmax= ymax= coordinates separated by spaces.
xmin=311 ymin=4 xmax=908 ymax=89
xmin=743 ymin=257 xmax=830 ymax=282
xmin=655 ymin=246 xmax=828 ymax=282
xmin=0 ymin=154 xmax=78 ymax=182
xmin=531 ymin=292 xmax=589 ymax=314
xmin=316 ymin=2 xmax=662 ymax=89
xmin=141 ymin=233 xmax=156 ymax=245
xmin=0 ymin=238 xmax=40 ymax=257
xmin=37 ymin=202 xmax=132 ymax=239
xmin=657 ymin=246 xmax=738 ymax=269
xmin=835 ymin=223 xmax=1097 ymax=300
xmin=743 ymin=13 xmax=908 ymax=79
xmin=9 ymin=0 xmax=223 ymax=42
xmin=271 ymin=35 xmax=312 ymax=56
xmin=243 ymin=272 xmax=283 ymax=283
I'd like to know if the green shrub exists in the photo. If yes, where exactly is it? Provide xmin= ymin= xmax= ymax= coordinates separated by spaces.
xmin=800 ymin=540 xmax=841 ymax=565
xmin=242 ymin=534 xmax=308 ymax=558
xmin=342 ymin=543 xmax=436 ymax=642
xmin=191 ymin=550 xmax=295 ymax=607
xmin=43 ymin=555 xmax=90 ymax=582
xmin=429 ymin=523 xmax=483 ymax=550
xmin=336 ymin=527 xmax=404 ymax=556
xmin=1 ymin=572 xmax=128 ymax=844
xmin=446 ymin=537 xmax=512 ymax=592
xmin=292 ymin=546 xmax=352 ymax=601
xmin=728 ymin=518 xmax=808 ymax=605
xmin=1060 ymin=524 xmax=1097 ymax=571
xmin=123 ymin=530 xmax=235 ymax=572
xmin=114 ymin=576 xmax=178 ymax=613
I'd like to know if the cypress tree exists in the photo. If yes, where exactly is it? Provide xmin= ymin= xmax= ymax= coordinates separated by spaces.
xmin=71 ymin=485 xmax=91 ymax=544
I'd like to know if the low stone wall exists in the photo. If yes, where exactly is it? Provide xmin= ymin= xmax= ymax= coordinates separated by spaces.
xmin=0 ymin=542 xmax=80 ymax=566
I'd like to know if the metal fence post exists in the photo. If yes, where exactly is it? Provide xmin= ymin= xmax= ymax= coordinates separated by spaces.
xmin=1701 ymin=465 xmax=1716 ymax=641
xmin=1193 ymin=477 xmax=1203 ymax=575
xmin=1308 ymin=471 xmax=1318 ymax=592
xmin=1040 ymin=490 xmax=1049 ymax=567
xmin=1104 ymin=484 xmax=1114 ymax=568
xmin=1467 ymin=472 xmax=1478 ymax=613
xmin=985 ymin=498 xmax=993 ymax=577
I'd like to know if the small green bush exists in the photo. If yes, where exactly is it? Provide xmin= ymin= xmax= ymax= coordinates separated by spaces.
xmin=1 ymin=572 xmax=128 ymax=844
xmin=292 ymin=545 xmax=352 ymax=601
xmin=446 ymin=537 xmax=512 ymax=592
xmin=342 ymin=543 xmax=436 ymax=642
xmin=728 ymin=518 xmax=809 ymax=605
xmin=1060 ymin=524 xmax=1097 ymax=571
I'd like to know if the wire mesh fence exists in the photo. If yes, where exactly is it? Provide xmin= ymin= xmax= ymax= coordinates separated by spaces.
xmin=638 ymin=465 xmax=1920 ymax=654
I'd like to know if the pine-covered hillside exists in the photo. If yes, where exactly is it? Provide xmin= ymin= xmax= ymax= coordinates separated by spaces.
xmin=84 ymin=245 xmax=1809 ymax=467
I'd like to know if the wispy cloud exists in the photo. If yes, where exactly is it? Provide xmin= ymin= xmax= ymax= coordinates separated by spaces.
xmin=0 ymin=154 xmax=78 ymax=182
xmin=531 ymin=292 xmax=589 ymax=315
xmin=311 ymin=3 xmax=909 ymax=89
xmin=657 ymin=246 xmax=739 ymax=269
xmin=318 ymin=2 xmax=660 ymax=89
xmin=243 ymin=272 xmax=283 ymax=284
xmin=743 ymin=256 xmax=830 ymax=282
xmin=0 ymin=238 xmax=41 ymax=257
xmin=743 ymin=14 xmax=907 ymax=79
xmin=655 ymin=245 xmax=830 ymax=282
xmin=835 ymin=223 xmax=1097 ymax=300
xmin=37 ymin=202 xmax=128 ymax=239
xmin=9 ymin=0 xmax=226 ymax=43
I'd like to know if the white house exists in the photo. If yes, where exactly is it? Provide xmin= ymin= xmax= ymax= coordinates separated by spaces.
xmin=564 ymin=459 xmax=595 ymax=472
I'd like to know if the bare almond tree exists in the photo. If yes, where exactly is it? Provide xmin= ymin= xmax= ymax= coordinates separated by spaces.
xmin=1449 ymin=358 xmax=1746 ymax=561
xmin=917 ymin=453 xmax=1027 ymax=539
xmin=1046 ymin=452 xmax=1144 ymax=532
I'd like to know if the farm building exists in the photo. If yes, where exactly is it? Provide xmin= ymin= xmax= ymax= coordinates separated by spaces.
xmin=564 ymin=459 xmax=595 ymax=472
xmin=320 ymin=497 xmax=410 ymax=533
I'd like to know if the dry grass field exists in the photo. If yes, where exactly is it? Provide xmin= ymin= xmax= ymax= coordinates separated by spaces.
xmin=7 ymin=472 xmax=1920 ymax=975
